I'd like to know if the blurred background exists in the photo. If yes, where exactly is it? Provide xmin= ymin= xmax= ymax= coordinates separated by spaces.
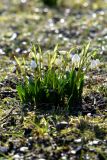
xmin=0 ymin=0 xmax=107 ymax=58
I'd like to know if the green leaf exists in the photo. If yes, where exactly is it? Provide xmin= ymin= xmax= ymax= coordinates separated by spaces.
xmin=17 ymin=85 xmax=26 ymax=102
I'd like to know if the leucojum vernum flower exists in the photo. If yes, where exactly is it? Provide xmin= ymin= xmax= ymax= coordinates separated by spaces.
xmin=15 ymin=43 xmax=101 ymax=114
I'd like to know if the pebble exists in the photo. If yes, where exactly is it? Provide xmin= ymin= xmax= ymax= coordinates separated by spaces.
xmin=13 ymin=154 xmax=21 ymax=160
xmin=88 ymin=140 xmax=100 ymax=145
xmin=20 ymin=146 xmax=28 ymax=153
xmin=74 ymin=138 xmax=82 ymax=143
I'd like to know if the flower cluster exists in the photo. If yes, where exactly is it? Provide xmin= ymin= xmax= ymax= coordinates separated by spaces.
xmin=30 ymin=52 xmax=101 ymax=71
xmin=70 ymin=53 xmax=100 ymax=70
xmin=15 ymin=43 xmax=102 ymax=114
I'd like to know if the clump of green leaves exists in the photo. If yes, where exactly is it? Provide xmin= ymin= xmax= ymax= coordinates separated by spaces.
xmin=15 ymin=43 xmax=100 ymax=114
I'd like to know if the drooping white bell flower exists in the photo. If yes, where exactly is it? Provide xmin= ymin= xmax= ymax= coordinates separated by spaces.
xmin=71 ymin=54 xmax=80 ymax=67
xmin=90 ymin=59 xmax=100 ymax=69
xmin=30 ymin=60 xmax=37 ymax=69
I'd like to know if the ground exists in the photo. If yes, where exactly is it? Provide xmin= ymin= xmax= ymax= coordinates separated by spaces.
xmin=0 ymin=0 xmax=107 ymax=159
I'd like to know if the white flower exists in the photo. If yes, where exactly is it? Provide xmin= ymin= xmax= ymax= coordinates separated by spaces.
xmin=30 ymin=60 xmax=37 ymax=69
xmin=71 ymin=54 xmax=80 ymax=67
xmin=90 ymin=59 xmax=100 ymax=69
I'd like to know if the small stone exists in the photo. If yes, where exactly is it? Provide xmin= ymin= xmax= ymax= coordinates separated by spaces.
xmin=20 ymin=146 xmax=28 ymax=153
xmin=92 ymin=140 xmax=100 ymax=145
xmin=61 ymin=156 xmax=67 ymax=160
xmin=71 ymin=150 xmax=76 ymax=155
xmin=87 ymin=113 xmax=91 ymax=117
xmin=74 ymin=138 xmax=82 ymax=143
xmin=88 ymin=140 xmax=100 ymax=145
xmin=13 ymin=154 xmax=21 ymax=160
